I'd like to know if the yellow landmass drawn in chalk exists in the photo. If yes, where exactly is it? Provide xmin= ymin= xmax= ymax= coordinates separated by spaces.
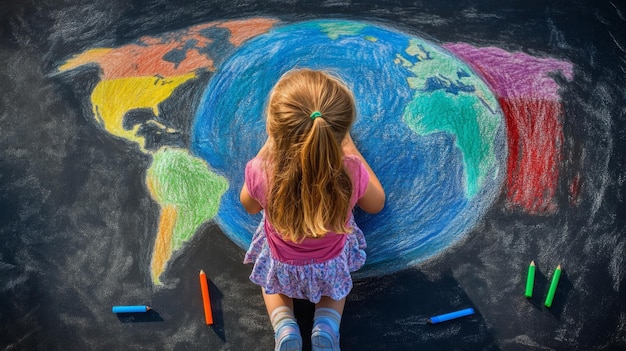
xmin=91 ymin=73 xmax=196 ymax=151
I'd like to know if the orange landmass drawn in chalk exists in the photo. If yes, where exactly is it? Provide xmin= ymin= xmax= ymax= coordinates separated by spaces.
xmin=60 ymin=41 xmax=214 ymax=79
xmin=217 ymin=18 xmax=277 ymax=46
xmin=58 ymin=18 xmax=278 ymax=79
xmin=150 ymin=205 xmax=177 ymax=284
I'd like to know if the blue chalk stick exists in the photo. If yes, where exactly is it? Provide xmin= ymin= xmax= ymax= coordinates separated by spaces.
xmin=428 ymin=307 xmax=474 ymax=324
xmin=112 ymin=305 xmax=150 ymax=313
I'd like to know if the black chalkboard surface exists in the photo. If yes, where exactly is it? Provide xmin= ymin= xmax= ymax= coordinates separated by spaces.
xmin=1 ymin=1 xmax=625 ymax=350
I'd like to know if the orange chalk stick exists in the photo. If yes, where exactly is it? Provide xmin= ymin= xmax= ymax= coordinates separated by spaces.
xmin=199 ymin=270 xmax=214 ymax=325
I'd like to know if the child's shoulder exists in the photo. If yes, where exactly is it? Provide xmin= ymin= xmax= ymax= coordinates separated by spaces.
xmin=247 ymin=156 xmax=268 ymax=169
xmin=343 ymin=155 xmax=367 ymax=179
xmin=343 ymin=154 xmax=363 ymax=169
xmin=245 ymin=156 xmax=268 ymax=178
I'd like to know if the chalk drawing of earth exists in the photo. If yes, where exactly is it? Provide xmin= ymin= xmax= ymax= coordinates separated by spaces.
xmin=192 ymin=19 xmax=506 ymax=278
xmin=57 ymin=16 xmax=570 ymax=283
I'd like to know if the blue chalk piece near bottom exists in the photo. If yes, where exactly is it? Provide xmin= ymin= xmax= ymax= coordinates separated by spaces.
xmin=112 ymin=305 xmax=150 ymax=313
xmin=428 ymin=307 xmax=475 ymax=324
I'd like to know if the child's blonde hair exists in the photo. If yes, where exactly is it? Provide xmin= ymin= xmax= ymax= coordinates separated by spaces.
xmin=265 ymin=69 xmax=356 ymax=243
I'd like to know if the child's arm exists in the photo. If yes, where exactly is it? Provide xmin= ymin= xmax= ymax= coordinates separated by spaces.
xmin=240 ymin=138 xmax=271 ymax=214
xmin=240 ymin=184 xmax=262 ymax=214
xmin=342 ymin=133 xmax=386 ymax=214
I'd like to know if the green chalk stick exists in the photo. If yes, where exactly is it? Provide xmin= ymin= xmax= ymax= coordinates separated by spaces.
xmin=544 ymin=265 xmax=562 ymax=307
xmin=525 ymin=261 xmax=536 ymax=298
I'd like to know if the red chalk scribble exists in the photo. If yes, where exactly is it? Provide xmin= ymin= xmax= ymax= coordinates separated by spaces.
xmin=499 ymin=97 xmax=563 ymax=213
xmin=444 ymin=43 xmax=573 ymax=214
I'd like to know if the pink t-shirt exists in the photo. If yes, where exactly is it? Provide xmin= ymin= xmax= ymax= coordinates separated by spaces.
xmin=245 ymin=155 xmax=370 ymax=264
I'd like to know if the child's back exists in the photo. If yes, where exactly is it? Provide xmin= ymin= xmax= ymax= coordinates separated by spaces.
xmin=240 ymin=69 xmax=385 ymax=351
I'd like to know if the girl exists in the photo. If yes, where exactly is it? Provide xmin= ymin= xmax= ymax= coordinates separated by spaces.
xmin=240 ymin=69 xmax=385 ymax=351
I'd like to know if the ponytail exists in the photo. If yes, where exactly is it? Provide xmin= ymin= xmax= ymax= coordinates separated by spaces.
xmin=298 ymin=117 xmax=352 ymax=239
xmin=265 ymin=69 xmax=356 ymax=243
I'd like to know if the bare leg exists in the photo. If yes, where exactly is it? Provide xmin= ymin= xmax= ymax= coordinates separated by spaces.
xmin=262 ymin=288 xmax=295 ymax=315
xmin=315 ymin=296 xmax=345 ymax=315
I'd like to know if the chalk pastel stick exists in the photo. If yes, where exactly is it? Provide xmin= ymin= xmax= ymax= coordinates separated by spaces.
xmin=428 ymin=307 xmax=475 ymax=324
xmin=544 ymin=265 xmax=562 ymax=308
xmin=525 ymin=261 xmax=536 ymax=298
xmin=199 ymin=270 xmax=214 ymax=325
xmin=112 ymin=305 xmax=150 ymax=313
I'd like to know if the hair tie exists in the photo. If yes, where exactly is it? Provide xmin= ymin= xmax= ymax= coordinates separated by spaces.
xmin=310 ymin=111 xmax=322 ymax=120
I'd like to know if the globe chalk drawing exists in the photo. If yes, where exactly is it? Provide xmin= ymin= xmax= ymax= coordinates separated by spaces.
xmin=59 ymin=18 xmax=572 ymax=283
xmin=192 ymin=19 xmax=506 ymax=277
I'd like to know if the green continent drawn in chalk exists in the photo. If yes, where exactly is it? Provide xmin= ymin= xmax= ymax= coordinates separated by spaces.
xmin=396 ymin=39 xmax=501 ymax=198
xmin=147 ymin=148 xmax=229 ymax=250
xmin=403 ymin=91 xmax=499 ymax=197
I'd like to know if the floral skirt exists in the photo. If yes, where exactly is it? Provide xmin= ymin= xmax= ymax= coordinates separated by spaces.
xmin=243 ymin=218 xmax=367 ymax=303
